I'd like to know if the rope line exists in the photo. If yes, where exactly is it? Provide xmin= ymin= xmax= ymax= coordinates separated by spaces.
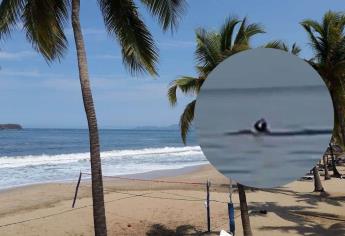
xmin=82 ymin=172 xmax=207 ymax=185
xmin=156 ymin=191 xmax=228 ymax=204
xmin=0 ymin=189 xmax=226 ymax=228
xmin=0 ymin=174 xmax=230 ymax=228
xmin=82 ymin=172 xmax=229 ymax=188
xmin=0 ymin=191 xmax=155 ymax=228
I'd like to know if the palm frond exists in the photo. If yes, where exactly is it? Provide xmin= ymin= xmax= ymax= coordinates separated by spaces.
xmin=220 ymin=16 xmax=240 ymax=51
xmin=301 ymin=20 xmax=325 ymax=61
xmin=195 ymin=28 xmax=221 ymax=73
xmin=175 ymin=76 xmax=203 ymax=93
xmin=0 ymin=0 xmax=25 ymax=39
xmin=222 ymin=43 xmax=248 ymax=58
xmin=170 ymin=15 xmax=268 ymax=144
xmin=140 ymin=0 xmax=187 ymax=32
xmin=263 ymin=40 xmax=301 ymax=55
xmin=179 ymin=99 xmax=195 ymax=144
xmin=243 ymin=22 xmax=265 ymax=38
xmin=98 ymin=0 xmax=158 ymax=75
xmin=263 ymin=40 xmax=286 ymax=50
xmin=291 ymin=43 xmax=301 ymax=55
xmin=234 ymin=18 xmax=264 ymax=46
xmin=233 ymin=17 xmax=247 ymax=45
xmin=167 ymin=83 xmax=178 ymax=106
xmin=22 ymin=0 xmax=69 ymax=61
xmin=167 ymin=76 xmax=203 ymax=106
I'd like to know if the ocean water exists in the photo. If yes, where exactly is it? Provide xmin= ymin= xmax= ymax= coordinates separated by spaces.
xmin=195 ymin=86 xmax=333 ymax=188
xmin=0 ymin=87 xmax=334 ymax=189
xmin=0 ymin=129 xmax=206 ymax=189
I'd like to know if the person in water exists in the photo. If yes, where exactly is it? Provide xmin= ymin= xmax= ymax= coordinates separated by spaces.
xmin=254 ymin=118 xmax=269 ymax=133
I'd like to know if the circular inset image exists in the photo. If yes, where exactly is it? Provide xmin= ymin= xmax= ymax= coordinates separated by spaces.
xmin=195 ymin=48 xmax=333 ymax=188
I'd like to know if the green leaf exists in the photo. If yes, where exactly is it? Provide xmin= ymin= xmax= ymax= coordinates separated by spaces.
xmin=140 ymin=0 xmax=187 ymax=32
xmin=22 ymin=0 xmax=69 ymax=61
xmin=0 ymin=0 xmax=25 ymax=39
xmin=179 ymin=99 xmax=195 ymax=144
xmin=98 ymin=0 xmax=158 ymax=75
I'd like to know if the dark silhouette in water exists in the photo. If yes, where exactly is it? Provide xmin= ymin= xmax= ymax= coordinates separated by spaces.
xmin=254 ymin=118 xmax=269 ymax=133
xmin=226 ymin=119 xmax=332 ymax=137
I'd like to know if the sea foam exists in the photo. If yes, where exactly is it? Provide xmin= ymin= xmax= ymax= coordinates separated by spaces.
xmin=0 ymin=146 xmax=203 ymax=168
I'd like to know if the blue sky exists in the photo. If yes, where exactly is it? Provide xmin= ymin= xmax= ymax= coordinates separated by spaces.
xmin=0 ymin=0 xmax=343 ymax=128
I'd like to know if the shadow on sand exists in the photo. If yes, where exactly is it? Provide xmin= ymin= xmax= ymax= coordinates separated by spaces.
xmin=250 ymin=188 xmax=345 ymax=236
xmin=146 ymin=224 xmax=220 ymax=236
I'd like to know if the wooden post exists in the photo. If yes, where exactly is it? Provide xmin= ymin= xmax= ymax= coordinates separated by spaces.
xmin=206 ymin=180 xmax=211 ymax=233
xmin=313 ymin=166 xmax=324 ymax=192
xmin=237 ymin=183 xmax=252 ymax=236
xmin=72 ymin=171 xmax=83 ymax=208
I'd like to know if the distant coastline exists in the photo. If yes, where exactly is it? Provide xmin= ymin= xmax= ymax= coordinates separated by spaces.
xmin=0 ymin=124 xmax=23 ymax=130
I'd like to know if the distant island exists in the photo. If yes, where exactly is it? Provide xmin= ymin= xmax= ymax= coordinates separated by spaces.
xmin=0 ymin=124 xmax=23 ymax=130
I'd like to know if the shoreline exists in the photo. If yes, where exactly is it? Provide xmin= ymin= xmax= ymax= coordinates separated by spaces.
xmin=0 ymin=163 xmax=208 ymax=192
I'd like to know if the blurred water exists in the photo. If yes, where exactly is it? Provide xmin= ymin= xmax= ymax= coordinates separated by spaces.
xmin=196 ymin=86 xmax=333 ymax=188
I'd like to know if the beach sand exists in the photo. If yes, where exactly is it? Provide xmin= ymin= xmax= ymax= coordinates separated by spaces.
xmin=0 ymin=164 xmax=344 ymax=236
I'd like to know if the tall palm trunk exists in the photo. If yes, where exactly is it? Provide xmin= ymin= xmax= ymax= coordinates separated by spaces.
xmin=313 ymin=166 xmax=324 ymax=192
xmin=329 ymin=143 xmax=342 ymax=178
xmin=323 ymin=155 xmax=331 ymax=180
xmin=71 ymin=0 xmax=107 ymax=235
xmin=330 ymin=79 xmax=345 ymax=150
xmin=237 ymin=183 xmax=252 ymax=236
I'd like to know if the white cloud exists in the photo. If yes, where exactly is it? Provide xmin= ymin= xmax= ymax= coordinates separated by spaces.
xmin=0 ymin=51 xmax=36 ymax=60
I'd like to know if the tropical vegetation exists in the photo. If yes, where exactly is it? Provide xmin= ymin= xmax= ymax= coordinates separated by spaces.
xmin=168 ymin=16 xmax=300 ymax=143
xmin=301 ymin=11 xmax=345 ymax=150
xmin=0 ymin=0 xmax=186 ymax=235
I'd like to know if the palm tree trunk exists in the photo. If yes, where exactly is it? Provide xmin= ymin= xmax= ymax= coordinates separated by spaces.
xmin=331 ymin=154 xmax=342 ymax=178
xmin=330 ymin=80 xmax=345 ymax=150
xmin=71 ymin=0 xmax=107 ymax=235
xmin=237 ymin=183 xmax=252 ymax=236
xmin=313 ymin=166 xmax=324 ymax=192
xmin=329 ymin=143 xmax=342 ymax=178
xmin=323 ymin=155 xmax=331 ymax=180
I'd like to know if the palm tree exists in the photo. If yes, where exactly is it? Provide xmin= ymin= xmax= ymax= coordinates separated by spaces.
xmin=168 ymin=17 xmax=263 ymax=143
xmin=329 ymin=143 xmax=342 ymax=178
xmin=0 ymin=0 xmax=186 ymax=235
xmin=167 ymin=17 xmax=300 ymax=236
xmin=168 ymin=16 xmax=301 ymax=143
xmin=301 ymin=11 xmax=345 ymax=149
xmin=323 ymin=154 xmax=331 ymax=180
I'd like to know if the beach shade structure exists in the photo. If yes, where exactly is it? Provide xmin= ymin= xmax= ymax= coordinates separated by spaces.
xmin=195 ymin=48 xmax=333 ymax=188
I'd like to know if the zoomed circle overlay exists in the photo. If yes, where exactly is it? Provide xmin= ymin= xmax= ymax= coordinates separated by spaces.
xmin=195 ymin=48 xmax=333 ymax=188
